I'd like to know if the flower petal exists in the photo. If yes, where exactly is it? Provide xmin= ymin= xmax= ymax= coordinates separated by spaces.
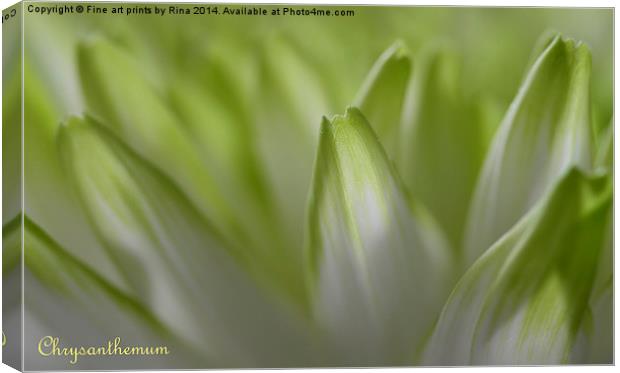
xmin=464 ymin=35 xmax=594 ymax=265
xmin=583 ymin=178 xmax=612 ymax=364
xmin=77 ymin=38 xmax=241 ymax=254
xmin=354 ymin=41 xmax=411 ymax=158
xmin=306 ymin=108 xmax=453 ymax=365
xmin=58 ymin=117 xmax=321 ymax=367
xmin=78 ymin=38 xmax=310 ymax=306
xmin=400 ymin=46 xmax=491 ymax=249
xmin=260 ymin=36 xmax=332 ymax=139
xmin=23 ymin=63 xmax=126 ymax=291
xmin=255 ymin=36 xmax=333 ymax=252
xmin=595 ymin=119 xmax=612 ymax=170
xmin=422 ymin=168 xmax=611 ymax=365
xmin=167 ymin=60 xmax=307 ymax=308
xmin=17 ymin=216 xmax=198 ymax=369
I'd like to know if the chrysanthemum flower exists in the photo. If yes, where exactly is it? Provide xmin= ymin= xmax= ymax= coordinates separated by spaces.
xmin=2 ymin=8 xmax=612 ymax=369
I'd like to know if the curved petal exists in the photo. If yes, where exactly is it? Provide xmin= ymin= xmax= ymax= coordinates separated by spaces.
xmin=167 ymin=61 xmax=307 ymax=308
xmin=354 ymin=41 xmax=412 ymax=159
xmin=260 ymin=36 xmax=332 ymax=140
xmin=464 ymin=35 xmax=594 ymax=265
xmin=23 ymin=63 xmax=126 ymax=291
xmin=17 ymin=217 xmax=199 ymax=369
xmin=77 ymin=37 xmax=243 ymax=256
xmin=78 ymin=37 xmax=310 ymax=306
xmin=306 ymin=108 xmax=453 ymax=365
xmin=594 ymin=119 xmax=612 ymax=170
xmin=400 ymin=46 xmax=490 ymax=249
xmin=58 ymin=117 xmax=322 ymax=367
xmin=422 ymin=168 xmax=611 ymax=365
xmin=255 ymin=36 xmax=333 ymax=260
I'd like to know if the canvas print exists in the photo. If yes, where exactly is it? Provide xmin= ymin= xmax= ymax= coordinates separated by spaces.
xmin=2 ymin=2 xmax=613 ymax=370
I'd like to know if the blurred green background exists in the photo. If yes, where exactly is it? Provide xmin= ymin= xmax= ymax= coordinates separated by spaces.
xmin=15 ymin=4 xmax=612 ymax=289
xmin=21 ymin=6 xmax=613 ymax=128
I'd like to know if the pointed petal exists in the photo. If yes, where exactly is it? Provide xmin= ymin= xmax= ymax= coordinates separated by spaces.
xmin=422 ymin=168 xmax=611 ymax=365
xmin=167 ymin=62 xmax=307 ymax=308
xmin=354 ymin=41 xmax=412 ymax=158
xmin=58 ymin=117 xmax=321 ymax=366
xmin=9 ymin=217 xmax=207 ymax=369
xmin=77 ymin=38 xmax=242 ymax=253
xmin=465 ymin=36 xmax=594 ymax=265
xmin=260 ymin=36 xmax=332 ymax=139
xmin=400 ymin=46 xmax=490 ymax=249
xmin=23 ymin=62 xmax=126 ymax=291
xmin=78 ymin=38 xmax=310 ymax=306
xmin=254 ymin=36 xmax=333 ymax=275
xmin=307 ymin=108 xmax=453 ymax=364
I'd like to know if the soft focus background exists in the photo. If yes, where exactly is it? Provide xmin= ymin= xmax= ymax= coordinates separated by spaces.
xmin=13 ymin=4 xmax=613 ymax=270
